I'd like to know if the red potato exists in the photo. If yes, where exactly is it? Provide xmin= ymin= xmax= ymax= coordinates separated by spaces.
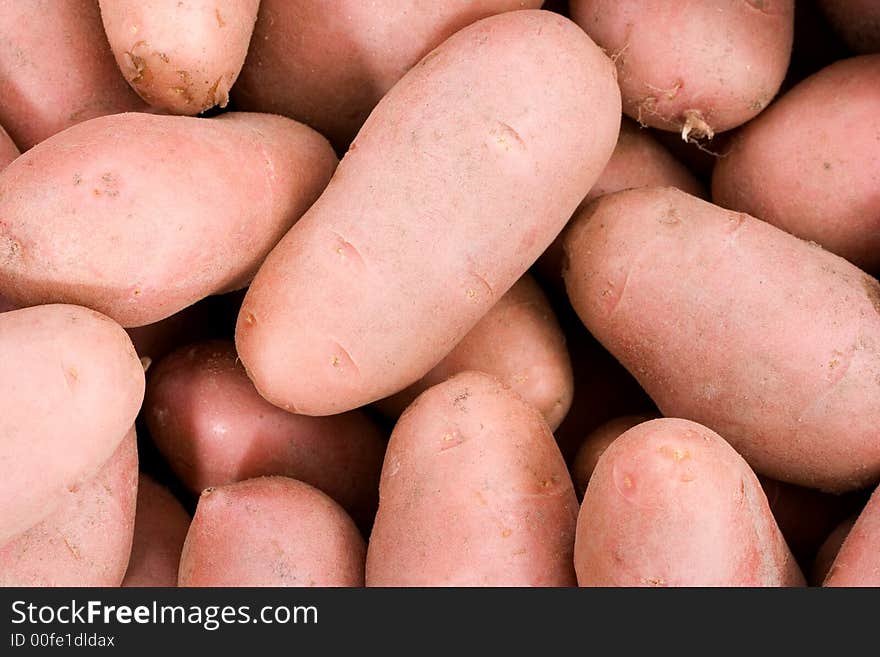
xmin=99 ymin=0 xmax=260 ymax=115
xmin=818 ymin=0 xmax=880 ymax=54
xmin=0 ymin=126 xmax=18 ymax=169
xmin=144 ymin=340 xmax=386 ymax=528
xmin=0 ymin=428 xmax=138 ymax=587
xmin=234 ymin=0 xmax=544 ymax=150
xmin=374 ymin=275 xmax=573 ymax=430
xmin=122 ymin=475 xmax=191 ymax=587
xmin=0 ymin=305 xmax=144 ymax=544
xmin=0 ymin=112 xmax=337 ymax=327
xmin=535 ymin=117 xmax=705 ymax=292
xmin=571 ymin=414 xmax=656 ymax=499
xmin=570 ymin=0 xmax=794 ymax=139
xmin=824 ymin=487 xmax=880 ymax=586
xmin=366 ymin=372 xmax=579 ymax=587
xmin=712 ymin=56 xmax=880 ymax=272
xmin=812 ymin=515 xmax=857 ymax=586
xmin=178 ymin=477 xmax=365 ymax=587
xmin=564 ymin=187 xmax=880 ymax=493
xmin=237 ymin=10 xmax=622 ymax=416
xmin=575 ymin=418 xmax=804 ymax=587
xmin=0 ymin=0 xmax=145 ymax=150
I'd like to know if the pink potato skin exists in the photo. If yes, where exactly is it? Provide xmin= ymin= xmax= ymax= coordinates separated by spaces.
xmin=0 ymin=305 xmax=144 ymax=544
xmin=811 ymin=515 xmax=857 ymax=585
xmin=234 ymin=0 xmax=544 ymax=151
xmin=0 ymin=427 xmax=139 ymax=587
xmin=824 ymin=487 xmax=880 ymax=586
xmin=144 ymin=340 xmax=385 ymax=528
xmin=564 ymin=187 xmax=880 ymax=493
xmin=571 ymin=414 xmax=656 ymax=499
xmin=122 ymin=475 xmax=190 ymax=587
xmin=712 ymin=56 xmax=880 ymax=271
xmin=0 ymin=111 xmax=337 ymax=327
xmin=570 ymin=0 xmax=794 ymax=136
xmin=366 ymin=372 xmax=579 ymax=587
xmin=535 ymin=118 xmax=705 ymax=293
xmin=0 ymin=0 xmax=145 ymax=150
xmin=374 ymin=275 xmax=573 ymax=430
xmin=178 ymin=477 xmax=365 ymax=587
xmin=236 ymin=10 xmax=622 ymax=416
xmin=99 ymin=0 xmax=260 ymax=115
xmin=818 ymin=0 xmax=880 ymax=54
xmin=575 ymin=418 xmax=805 ymax=587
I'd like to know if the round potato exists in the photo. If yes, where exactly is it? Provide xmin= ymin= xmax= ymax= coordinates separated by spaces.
xmin=570 ymin=0 xmax=794 ymax=138
xmin=824 ymin=487 xmax=880 ymax=586
xmin=0 ymin=112 xmax=336 ymax=327
xmin=122 ymin=474 xmax=191 ymax=587
xmin=234 ymin=0 xmax=544 ymax=150
xmin=374 ymin=274 xmax=573 ymax=430
xmin=575 ymin=418 xmax=804 ymax=587
xmin=712 ymin=56 xmax=880 ymax=271
xmin=236 ymin=10 xmax=621 ymax=416
xmin=0 ymin=427 xmax=138 ymax=587
xmin=145 ymin=340 xmax=386 ymax=528
xmin=564 ymin=187 xmax=880 ymax=493
xmin=178 ymin=477 xmax=365 ymax=587
xmin=0 ymin=305 xmax=144 ymax=544
xmin=0 ymin=0 xmax=145 ymax=150
xmin=366 ymin=371 xmax=578 ymax=586
xmin=99 ymin=0 xmax=259 ymax=115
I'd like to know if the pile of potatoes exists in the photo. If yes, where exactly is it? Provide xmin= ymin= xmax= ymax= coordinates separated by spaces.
xmin=0 ymin=0 xmax=878 ymax=588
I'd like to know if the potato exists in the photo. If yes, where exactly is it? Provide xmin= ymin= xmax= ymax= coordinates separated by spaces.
xmin=145 ymin=340 xmax=386 ymax=528
xmin=575 ymin=418 xmax=804 ymax=587
xmin=234 ymin=0 xmax=544 ymax=150
xmin=178 ymin=477 xmax=365 ymax=587
xmin=818 ymin=0 xmax=880 ymax=54
xmin=564 ymin=187 xmax=880 ymax=493
xmin=0 ymin=304 xmax=144 ymax=544
xmin=0 ymin=0 xmax=144 ymax=150
xmin=0 ymin=427 xmax=138 ymax=587
xmin=0 ymin=125 xmax=18 ymax=169
xmin=812 ymin=515 xmax=857 ymax=585
xmin=712 ymin=56 xmax=880 ymax=271
xmin=99 ymin=0 xmax=259 ymax=115
xmin=374 ymin=274 xmax=573 ymax=430
xmin=571 ymin=414 xmax=656 ymax=499
xmin=570 ymin=0 xmax=794 ymax=138
xmin=366 ymin=372 xmax=578 ymax=586
xmin=535 ymin=117 xmax=705 ymax=292
xmin=237 ymin=10 xmax=621 ymax=416
xmin=0 ymin=111 xmax=336 ymax=327
xmin=121 ymin=475 xmax=190 ymax=587
xmin=824 ymin=487 xmax=880 ymax=586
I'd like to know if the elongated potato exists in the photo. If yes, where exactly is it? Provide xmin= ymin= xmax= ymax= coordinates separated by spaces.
xmin=535 ymin=118 xmax=705 ymax=292
xmin=145 ymin=340 xmax=385 ymax=528
xmin=0 ymin=126 xmax=18 ymax=169
xmin=234 ymin=0 xmax=544 ymax=150
xmin=570 ymin=0 xmax=794 ymax=138
xmin=122 ymin=475 xmax=191 ymax=587
xmin=374 ymin=275 xmax=573 ymax=430
xmin=0 ymin=112 xmax=336 ymax=327
xmin=712 ymin=56 xmax=880 ymax=271
xmin=564 ymin=187 xmax=880 ymax=492
xmin=99 ymin=0 xmax=259 ymax=115
xmin=0 ymin=0 xmax=144 ymax=150
xmin=575 ymin=419 xmax=804 ymax=587
xmin=366 ymin=372 xmax=578 ymax=586
xmin=812 ymin=515 xmax=857 ymax=585
xmin=237 ymin=10 xmax=621 ymax=416
xmin=824 ymin=487 xmax=880 ymax=586
xmin=0 ymin=305 xmax=144 ymax=544
xmin=0 ymin=428 xmax=138 ymax=587
xmin=178 ymin=477 xmax=365 ymax=587
xmin=819 ymin=0 xmax=880 ymax=54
